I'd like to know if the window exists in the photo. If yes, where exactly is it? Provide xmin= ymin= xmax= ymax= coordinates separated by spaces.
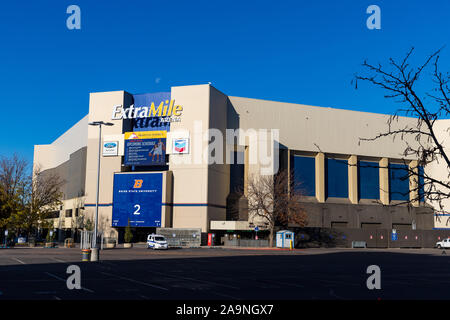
xmin=418 ymin=166 xmax=425 ymax=202
xmin=358 ymin=160 xmax=379 ymax=200
xmin=65 ymin=209 xmax=73 ymax=218
xmin=389 ymin=163 xmax=409 ymax=201
xmin=230 ymin=151 xmax=244 ymax=193
xmin=48 ymin=211 xmax=60 ymax=219
xmin=291 ymin=155 xmax=315 ymax=196
xmin=331 ymin=222 xmax=348 ymax=229
xmin=326 ymin=158 xmax=348 ymax=198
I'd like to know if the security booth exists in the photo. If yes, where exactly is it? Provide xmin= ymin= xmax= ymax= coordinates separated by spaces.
xmin=276 ymin=230 xmax=295 ymax=248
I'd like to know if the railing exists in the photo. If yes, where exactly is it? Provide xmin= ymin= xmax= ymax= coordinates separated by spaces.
xmin=156 ymin=228 xmax=202 ymax=247
xmin=80 ymin=231 xmax=103 ymax=250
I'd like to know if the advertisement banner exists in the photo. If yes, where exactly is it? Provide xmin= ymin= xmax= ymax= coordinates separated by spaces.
xmin=124 ymin=131 xmax=167 ymax=166
xmin=173 ymin=138 xmax=189 ymax=154
xmin=112 ymin=173 xmax=163 ymax=227
xmin=125 ymin=131 xmax=166 ymax=140
xmin=102 ymin=141 xmax=118 ymax=157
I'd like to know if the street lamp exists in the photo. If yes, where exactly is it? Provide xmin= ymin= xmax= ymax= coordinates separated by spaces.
xmin=88 ymin=121 xmax=114 ymax=261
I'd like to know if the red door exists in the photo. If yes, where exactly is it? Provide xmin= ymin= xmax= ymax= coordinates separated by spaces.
xmin=207 ymin=233 xmax=213 ymax=246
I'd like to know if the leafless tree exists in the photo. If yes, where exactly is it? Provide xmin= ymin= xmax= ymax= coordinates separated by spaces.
xmin=246 ymin=170 xmax=307 ymax=246
xmin=24 ymin=165 xmax=65 ymax=235
xmin=354 ymin=47 xmax=450 ymax=216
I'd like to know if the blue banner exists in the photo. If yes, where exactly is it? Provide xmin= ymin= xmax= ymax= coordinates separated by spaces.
xmin=112 ymin=173 xmax=163 ymax=227
xmin=132 ymin=92 xmax=171 ymax=132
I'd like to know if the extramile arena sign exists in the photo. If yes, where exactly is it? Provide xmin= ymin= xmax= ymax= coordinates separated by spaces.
xmin=111 ymin=99 xmax=183 ymax=122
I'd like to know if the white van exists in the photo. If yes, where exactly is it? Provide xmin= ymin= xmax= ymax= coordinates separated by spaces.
xmin=147 ymin=234 xmax=168 ymax=250
xmin=436 ymin=238 xmax=450 ymax=249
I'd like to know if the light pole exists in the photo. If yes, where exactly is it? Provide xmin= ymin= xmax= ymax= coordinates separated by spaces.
xmin=88 ymin=121 xmax=114 ymax=261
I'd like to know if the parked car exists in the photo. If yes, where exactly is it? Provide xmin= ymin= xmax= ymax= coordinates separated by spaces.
xmin=436 ymin=238 xmax=450 ymax=249
xmin=147 ymin=234 xmax=168 ymax=250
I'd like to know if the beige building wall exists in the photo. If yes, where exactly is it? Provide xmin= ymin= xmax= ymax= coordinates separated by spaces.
xmin=169 ymin=85 xmax=211 ymax=231
xmin=34 ymin=115 xmax=88 ymax=172
xmin=206 ymin=87 xmax=229 ymax=227
xmin=50 ymin=196 xmax=85 ymax=230
xmin=84 ymin=91 xmax=131 ymax=239
xmin=228 ymin=96 xmax=424 ymax=160
xmin=35 ymin=85 xmax=450 ymax=234
xmin=426 ymin=120 xmax=450 ymax=213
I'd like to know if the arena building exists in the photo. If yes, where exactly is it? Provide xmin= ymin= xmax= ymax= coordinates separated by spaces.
xmin=33 ymin=84 xmax=450 ymax=245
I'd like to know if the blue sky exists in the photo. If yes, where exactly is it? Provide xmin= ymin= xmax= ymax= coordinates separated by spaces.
xmin=0 ymin=0 xmax=448 ymax=163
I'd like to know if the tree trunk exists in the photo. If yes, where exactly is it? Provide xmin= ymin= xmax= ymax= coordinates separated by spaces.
xmin=269 ymin=229 xmax=274 ymax=247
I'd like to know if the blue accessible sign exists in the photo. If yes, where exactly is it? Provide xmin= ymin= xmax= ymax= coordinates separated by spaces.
xmin=391 ymin=229 xmax=398 ymax=241
xmin=112 ymin=173 xmax=163 ymax=227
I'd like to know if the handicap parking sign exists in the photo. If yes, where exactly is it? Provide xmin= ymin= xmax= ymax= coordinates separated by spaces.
xmin=391 ymin=230 xmax=398 ymax=241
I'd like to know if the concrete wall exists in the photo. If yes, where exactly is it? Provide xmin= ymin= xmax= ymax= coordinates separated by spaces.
xmin=226 ymin=96 xmax=446 ymax=228
xmin=228 ymin=96 xmax=424 ymax=160
xmin=299 ymin=201 xmax=434 ymax=230
xmin=169 ymin=85 xmax=211 ymax=231
xmin=40 ymin=147 xmax=87 ymax=200
xmin=34 ymin=115 xmax=88 ymax=172
xmin=34 ymin=85 xmax=450 ymax=237
xmin=207 ymin=86 xmax=229 ymax=227
xmin=84 ymin=91 xmax=133 ymax=239
xmin=424 ymin=119 xmax=450 ymax=215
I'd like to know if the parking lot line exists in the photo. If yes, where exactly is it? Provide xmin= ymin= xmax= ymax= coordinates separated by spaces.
xmin=150 ymin=270 xmax=240 ymax=290
xmin=44 ymin=272 xmax=66 ymax=282
xmin=45 ymin=272 xmax=95 ymax=293
xmin=100 ymin=271 xmax=169 ymax=291
xmin=11 ymin=258 xmax=26 ymax=265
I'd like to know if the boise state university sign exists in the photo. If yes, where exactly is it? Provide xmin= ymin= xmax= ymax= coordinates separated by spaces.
xmin=112 ymin=173 xmax=163 ymax=227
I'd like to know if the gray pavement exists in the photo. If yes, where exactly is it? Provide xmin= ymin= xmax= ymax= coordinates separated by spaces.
xmin=0 ymin=246 xmax=449 ymax=300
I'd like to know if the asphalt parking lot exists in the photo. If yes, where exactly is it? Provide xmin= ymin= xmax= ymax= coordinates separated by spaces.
xmin=1 ymin=246 xmax=450 ymax=300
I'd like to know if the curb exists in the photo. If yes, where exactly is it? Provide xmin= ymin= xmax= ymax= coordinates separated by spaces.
xmin=206 ymin=246 xmax=301 ymax=251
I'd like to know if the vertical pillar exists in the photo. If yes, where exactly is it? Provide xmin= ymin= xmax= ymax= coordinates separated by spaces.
xmin=379 ymin=158 xmax=389 ymax=205
xmin=315 ymin=153 xmax=325 ymax=203
xmin=244 ymin=145 xmax=249 ymax=197
xmin=409 ymin=160 xmax=419 ymax=207
xmin=348 ymin=155 xmax=358 ymax=204
xmin=287 ymin=149 xmax=291 ymax=195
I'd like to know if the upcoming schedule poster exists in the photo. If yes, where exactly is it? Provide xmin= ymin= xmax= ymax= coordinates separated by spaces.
xmin=124 ymin=131 xmax=166 ymax=166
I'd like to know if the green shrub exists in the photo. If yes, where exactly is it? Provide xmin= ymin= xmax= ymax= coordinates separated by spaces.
xmin=124 ymin=221 xmax=133 ymax=243
xmin=46 ymin=230 xmax=55 ymax=243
